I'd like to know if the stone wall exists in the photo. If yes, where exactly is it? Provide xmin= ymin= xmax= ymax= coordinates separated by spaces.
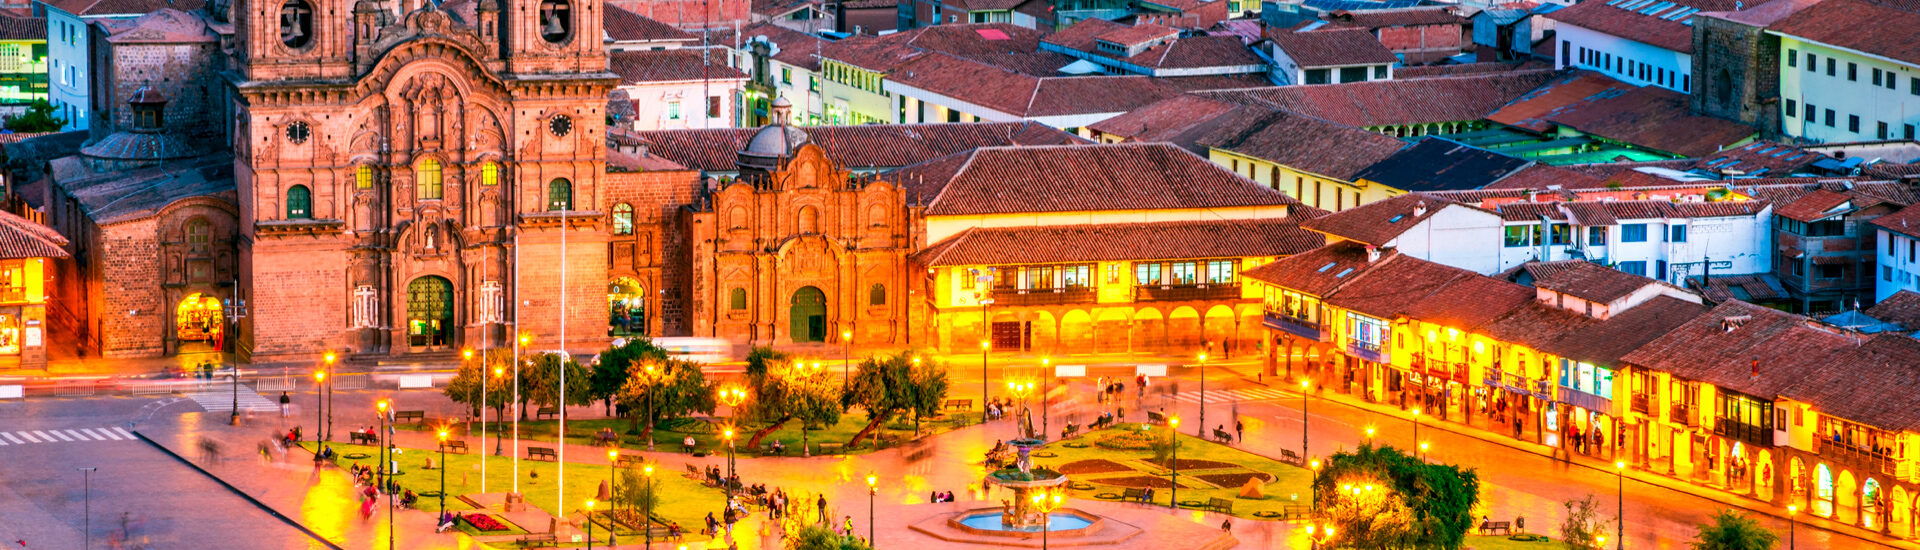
xmin=1691 ymin=15 xmax=1781 ymax=138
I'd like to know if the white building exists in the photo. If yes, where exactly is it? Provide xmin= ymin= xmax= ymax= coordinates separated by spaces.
xmin=608 ymin=49 xmax=749 ymax=131
xmin=1872 ymin=205 xmax=1920 ymax=302
xmin=1769 ymin=0 xmax=1920 ymax=143
xmin=1547 ymin=0 xmax=1725 ymax=93
xmin=1261 ymin=27 xmax=1396 ymax=86
xmin=34 ymin=0 xmax=166 ymax=131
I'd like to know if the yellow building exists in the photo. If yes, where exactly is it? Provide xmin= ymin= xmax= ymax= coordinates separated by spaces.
xmin=0 ymin=209 xmax=68 ymax=369
xmin=1196 ymin=109 xmax=1410 ymax=212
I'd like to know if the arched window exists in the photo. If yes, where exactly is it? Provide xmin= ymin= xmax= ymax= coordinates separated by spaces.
xmin=417 ymin=159 xmax=443 ymax=200
xmin=185 ymin=217 xmax=211 ymax=255
xmin=869 ymin=283 xmax=886 ymax=306
xmin=481 ymin=161 xmax=499 ymax=186
xmin=279 ymin=0 xmax=313 ymax=48
xmin=612 ymin=203 xmax=634 ymax=235
xmin=729 ymin=288 xmax=747 ymax=310
xmin=547 ymin=178 xmax=572 ymax=211
xmin=538 ymin=0 xmax=573 ymax=43
xmin=287 ymin=185 xmax=312 ymax=219
xmin=798 ymin=205 xmax=819 ymax=234
xmin=355 ymin=165 xmax=373 ymax=189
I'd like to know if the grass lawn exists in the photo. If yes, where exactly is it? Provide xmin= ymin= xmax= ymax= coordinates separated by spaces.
xmin=412 ymin=411 xmax=982 ymax=457
xmin=1035 ymin=423 xmax=1313 ymax=519
xmin=303 ymin=442 xmax=726 ymax=543
xmin=1461 ymin=534 xmax=1558 ymax=549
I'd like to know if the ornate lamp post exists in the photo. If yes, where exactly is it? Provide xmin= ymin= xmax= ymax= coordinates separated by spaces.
xmin=1410 ymin=408 xmax=1421 ymax=457
xmin=436 ymin=428 xmax=450 ymax=514
xmin=462 ymin=348 xmax=476 ymax=430
xmin=1168 ymin=415 xmax=1181 ymax=509
xmin=313 ymin=368 xmax=327 ymax=455
xmin=1305 ymin=523 xmax=1337 ymax=549
xmin=607 ymin=448 xmax=621 ymax=517
xmin=514 ymin=332 xmax=530 ymax=492
xmin=1040 ymin=357 xmax=1051 ymax=439
xmin=585 ymin=500 xmax=597 ymax=550
xmin=865 ymin=473 xmax=878 ymax=546
xmin=1787 ymin=505 xmax=1797 ymax=550
xmin=491 ymin=366 xmax=505 ymax=457
xmin=377 ymin=399 xmax=394 ymax=550
xmin=842 ymin=330 xmax=854 ymax=390
xmin=721 ymin=426 xmax=738 ymax=498
xmin=1300 ymin=379 xmax=1312 ymax=458
xmin=640 ymin=362 xmax=669 ymax=451
xmin=644 ymin=463 xmax=657 ymax=550
xmin=1615 ymin=460 xmax=1626 ymax=550
xmin=1031 ymin=488 xmax=1064 ymax=550
xmin=980 ymin=339 xmax=991 ymax=425
xmin=1197 ymin=352 xmax=1208 ymax=437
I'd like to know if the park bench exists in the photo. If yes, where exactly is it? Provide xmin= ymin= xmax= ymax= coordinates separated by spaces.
xmin=944 ymin=399 xmax=973 ymax=411
xmin=1090 ymin=415 xmax=1113 ymax=430
xmin=440 ymin=440 xmax=468 ymax=454
xmin=350 ymin=432 xmax=378 ymax=445
xmin=1211 ymin=428 xmax=1233 ymax=443
xmin=393 ymin=410 xmax=426 ymax=424
xmin=817 ymin=442 xmax=844 ymax=455
xmin=615 ymin=454 xmax=644 ymax=468
xmin=1280 ymin=504 xmax=1313 ymax=519
xmin=1147 ymin=411 xmax=1167 ymax=426
xmin=536 ymin=406 xmax=560 ymax=420
xmin=1061 ymin=423 xmax=1080 ymax=439
xmin=1121 ymin=488 xmax=1147 ymax=503
xmin=1207 ymin=498 xmax=1234 ymax=514
xmin=1278 ymin=448 xmax=1304 ymax=466
xmin=685 ymin=463 xmax=701 ymax=478
xmin=591 ymin=429 xmax=620 ymax=445
xmin=527 ymin=446 xmax=558 ymax=461
xmin=1478 ymin=520 xmax=1513 ymax=536
xmin=516 ymin=532 xmax=558 ymax=548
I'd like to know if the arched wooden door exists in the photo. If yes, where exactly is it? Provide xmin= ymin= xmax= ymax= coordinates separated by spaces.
xmin=791 ymin=286 xmax=826 ymax=342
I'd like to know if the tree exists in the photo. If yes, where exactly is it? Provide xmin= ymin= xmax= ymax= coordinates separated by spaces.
xmin=841 ymin=351 xmax=946 ymax=448
xmin=737 ymin=348 xmax=841 ymax=449
xmin=614 ymin=358 xmax=717 ymax=435
xmin=521 ymin=352 xmax=593 ymax=419
xmin=610 ymin=464 xmax=660 ymax=514
xmin=1560 ymin=494 xmax=1607 ymax=550
xmin=592 ymin=339 xmax=667 ymax=415
xmin=788 ymin=524 xmax=874 ymax=550
xmin=4 ymin=99 xmax=64 ymax=133
xmin=1312 ymin=443 xmax=1482 ymax=550
xmin=905 ymin=357 xmax=949 ymax=435
xmin=444 ymin=355 xmax=513 ymax=421
xmin=1690 ymin=509 xmax=1779 ymax=550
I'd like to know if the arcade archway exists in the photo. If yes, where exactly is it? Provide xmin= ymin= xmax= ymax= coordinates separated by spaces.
xmin=609 ymin=277 xmax=648 ymax=337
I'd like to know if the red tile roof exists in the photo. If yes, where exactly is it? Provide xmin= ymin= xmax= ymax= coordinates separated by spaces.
xmin=1693 ymin=274 xmax=1790 ymax=302
xmin=1095 ymin=22 xmax=1180 ymax=47
xmin=1401 ymin=274 xmax=1538 ymax=332
xmin=604 ymin=5 xmax=697 ymax=42
xmin=1487 ymin=71 xmax=1634 ymax=133
xmin=1543 ymin=84 xmax=1759 ymax=157
xmin=1325 ymin=7 xmax=1466 ymax=28
xmin=1773 ymin=189 xmax=1870 ymax=222
xmin=1194 ymin=108 xmax=1410 ymax=181
xmin=1480 ymin=163 xmax=1605 ymax=190
xmin=1241 ymin=241 xmax=1392 ymax=297
xmin=1086 ymin=94 xmax=1255 ymax=150
xmin=1392 ymin=60 xmax=1554 ymax=79
xmin=608 ymin=49 xmax=748 ymax=83
xmin=1505 ymin=259 xmax=1667 ymax=304
xmin=0 ymin=209 xmax=67 ymax=260
xmin=624 ymin=122 xmax=1084 ymax=172
xmin=1321 ymin=250 xmax=1484 ymax=319
xmin=1870 ymin=203 xmax=1920 ymax=239
xmin=1202 ymin=70 xmax=1561 ymax=127
xmin=893 ymin=143 xmax=1306 ymax=216
xmin=1546 ymin=0 xmax=1737 ymax=53
xmin=1864 ymin=290 xmax=1920 ymax=329
xmin=1784 ymin=333 xmax=1920 ymax=431
xmin=0 ymin=14 xmax=43 ymax=41
xmin=913 ymin=219 xmax=1325 ymax=266
xmin=1266 ymin=27 xmax=1399 ymax=67
xmin=887 ymin=53 xmax=1188 ymax=117
xmin=1622 ymin=300 xmax=1857 ymax=398
xmin=1045 ymin=19 xmax=1262 ymax=71
xmin=42 ymin=0 xmax=204 ymax=16
xmin=720 ymin=23 xmax=829 ymax=70
xmin=1769 ymin=0 xmax=1920 ymax=65
xmin=1690 ymin=141 xmax=1827 ymax=177
xmin=1301 ymin=194 xmax=1479 ymax=246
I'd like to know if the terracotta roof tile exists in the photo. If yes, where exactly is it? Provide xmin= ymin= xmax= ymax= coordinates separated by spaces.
xmin=1774 ymin=189 xmax=1869 ymax=222
xmin=1784 ymin=333 xmax=1920 ymax=431
xmin=887 ymin=53 xmax=1187 ymax=117
xmin=1692 ymin=274 xmax=1789 ymax=303
xmin=1401 ymin=274 xmax=1538 ymax=331
xmin=1241 ymin=241 xmax=1392 ymax=297
xmin=1770 ymin=0 xmax=1920 ymax=65
xmin=1622 ymin=300 xmax=1856 ymax=397
xmin=1194 ymin=108 xmax=1409 ymax=181
xmin=1545 ymin=0 xmax=1737 ymax=54
xmin=912 ymin=219 xmax=1325 ymax=266
xmin=0 ymin=209 xmax=67 ymax=260
xmin=1507 ymin=259 xmax=1666 ymax=304
xmin=1871 ymin=203 xmax=1920 ymax=238
xmin=1325 ymin=7 xmax=1465 ymax=28
xmin=1690 ymin=140 xmax=1827 ymax=177
xmin=1480 ymin=163 xmax=1606 ymax=190
xmin=624 ymin=122 xmax=1084 ymax=172
xmin=1202 ymin=70 xmax=1560 ymax=127
xmin=1864 ymin=290 xmax=1920 ymax=329
xmin=1393 ymin=60 xmax=1554 ymax=79
xmin=1319 ymin=252 xmax=1486 ymax=319
xmin=1095 ymin=22 xmax=1180 ymax=46
xmin=0 ymin=14 xmax=43 ymax=41
xmin=608 ymin=49 xmax=747 ymax=83
xmin=1086 ymin=94 xmax=1252 ymax=150
xmin=1487 ymin=71 xmax=1635 ymax=133
xmin=1265 ymin=27 xmax=1398 ymax=67
xmin=1300 ymin=194 xmax=1476 ymax=246
xmin=1353 ymin=138 xmax=1532 ymax=192
xmin=1542 ymin=84 xmax=1758 ymax=157
xmin=604 ymin=5 xmax=697 ymax=42
xmin=893 ymin=143 xmax=1305 ymax=216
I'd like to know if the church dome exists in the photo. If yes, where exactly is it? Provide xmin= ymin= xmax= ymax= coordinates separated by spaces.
xmin=736 ymin=98 xmax=808 ymax=172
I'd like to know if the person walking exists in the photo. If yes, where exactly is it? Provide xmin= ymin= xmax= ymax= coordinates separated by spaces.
xmin=278 ymin=392 xmax=291 ymax=418
xmin=1234 ymin=419 xmax=1244 ymax=443
xmin=816 ymin=494 xmax=828 ymax=526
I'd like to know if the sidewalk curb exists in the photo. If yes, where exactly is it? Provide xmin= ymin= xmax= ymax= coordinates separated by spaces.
xmin=131 ymin=429 xmax=347 ymax=550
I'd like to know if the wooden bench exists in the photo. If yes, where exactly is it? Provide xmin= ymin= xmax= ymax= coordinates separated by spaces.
xmin=516 ymin=533 xmax=558 ymax=548
xmin=685 ymin=463 xmax=701 ymax=477
xmin=1207 ymin=498 xmax=1234 ymax=514
xmin=536 ymin=406 xmax=560 ymax=420
xmin=1278 ymin=448 xmax=1304 ymax=466
xmin=1061 ymin=423 xmax=1080 ymax=439
xmin=350 ymin=432 xmax=378 ymax=445
xmin=1211 ymin=428 xmax=1233 ymax=443
xmin=392 ymin=410 xmax=426 ymax=424
xmin=1121 ymin=488 xmax=1147 ymax=503
xmin=440 ymin=440 xmax=468 ymax=454
xmin=816 ymin=442 xmax=844 ymax=455
xmin=592 ymin=430 xmax=620 ymax=445
xmin=1147 ymin=411 xmax=1167 ymax=426
xmin=1280 ymin=504 xmax=1313 ymax=519
xmin=526 ymin=446 xmax=558 ymax=461
xmin=944 ymin=399 xmax=973 ymax=411
xmin=615 ymin=454 xmax=645 ymax=468
xmin=1478 ymin=520 xmax=1513 ymax=536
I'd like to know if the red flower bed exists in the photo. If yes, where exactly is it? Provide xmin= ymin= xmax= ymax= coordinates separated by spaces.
xmin=462 ymin=513 xmax=511 ymax=532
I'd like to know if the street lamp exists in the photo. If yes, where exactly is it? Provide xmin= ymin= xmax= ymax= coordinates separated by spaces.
xmin=377 ymin=399 xmax=393 ymax=550
xmin=607 ymin=449 xmax=620 ymax=511
xmin=789 ymin=360 xmax=821 ymax=457
xmin=1041 ymin=357 xmax=1051 ymax=439
xmin=640 ymin=362 xmax=668 ymax=452
xmin=1168 ymin=415 xmax=1181 ymax=509
xmin=437 ymin=428 xmax=450 ymax=514
xmin=644 ymin=464 xmax=657 ymax=550
xmin=463 ymin=348 xmax=476 ymax=431
xmin=1031 ymin=488 xmax=1064 ymax=550
xmin=980 ymin=339 xmax=991 ymax=426
xmin=1365 ymin=425 xmax=1376 ymax=443
xmin=717 ymin=385 xmax=748 ymax=479
xmin=865 ymin=473 xmax=878 ymax=546
xmin=1300 ymin=379 xmax=1312 ymax=459
xmin=1197 ymin=352 xmax=1208 ymax=437
xmin=491 ymin=366 xmax=505 ymax=457
xmin=585 ymin=500 xmax=597 ymax=550
xmin=514 ymin=332 xmax=529 ymax=492
xmin=1615 ymin=460 xmax=1626 ymax=550
xmin=313 ymin=369 xmax=327 ymax=456
xmin=722 ymin=426 xmax=737 ymax=498
xmin=1410 ymin=408 xmax=1421 ymax=456
xmin=1007 ymin=379 xmax=1035 ymax=437
xmin=78 ymin=467 xmax=95 ymax=550
xmin=842 ymin=330 xmax=854 ymax=390
xmin=1308 ymin=459 xmax=1320 ymax=513
xmin=323 ymin=351 xmax=337 ymax=443
xmin=1787 ymin=505 xmax=1797 ymax=550
xmin=1305 ymin=523 xmax=1336 ymax=550
xmin=229 ymin=359 xmax=242 ymax=426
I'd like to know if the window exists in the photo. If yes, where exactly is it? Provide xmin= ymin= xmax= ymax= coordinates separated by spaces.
xmin=1788 ymin=49 xmax=1797 ymax=67
xmin=1849 ymin=115 xmax=1860 ymax=133
xmin=869 ymin=283 xmax=886 ymax=306
xmin=1504 ymin=225 xmax=1538 ymax=247
xmin=547 ymin=178 xmax=572 ymax=211
xmin=1305 ymin=68 xmax=1330 ymax=85
xmin=1807 ymin=53 xmax=1817 ymax=72
xmin=1205 ymin=260 xmax=1235 ymax=284
xmin=356 ymin=165 xmax=374 ymax=189
xmin=280 ymin=0 xmax=314 ymax=48
xmin=1909 ymin=124 xmax=1917 ymax=140
xmin=1880 ymin=121 xmax=1891 ymax=140
xmin=416 ymin=158 xmax=443 ymax=199
xmin=481 ymin=161 xmax=498 ymax=186
xmin=1847 ymin=62 xmax=1857 ymax=81
xmin=1588 ymin=226 xmax=1607 ymax=246
xmin=1618 ymin=261 xmax=1647 ymax=276
xmin=1818 ymin=264 xmax=1844 ymax=280
xmin=1338 ymin=66 xmax=1368 ymax=83
xmin=1346 ymin=312 xmax=1389 ymax=354
xmin=1825 ymin=109 xmax=1836 ymax=127
xmin=1549 ymin=223 xmax=1571 ymax=245
xmin=729 ymin=288 xmax=747 ymax=310
xmin=1806 ymin=102 xmax=1816 ymax=120
xmin=1373 ymin=66 xmax=1387 ymax=79
xmin=287 ymin=185 xmax=312 ymax=219
xmin=1827 ymin=58 xmax=1836 ymax=76
xmin=186 ymin=217 xmax=211 ymax=255
xmin=1808 ymin=218 xmax=1845 ymax=236
xmin=612 ymin=203 xmax=634 ymax=235
xmin=667 ymin=101 xmax=682 ymax=120
xmin=1170 ymin=262 xmax=1197 ymax=285
xmin=1912 ymin=77 xmax=1920 ymax=95
xmin=538 ymin=0 xmax=572 ymax=42
xmin=1062 ymin=265 xmax=1091 ymax=288
xmin=1873 ymin=68 xmax=1884 ymax=86
xmin=1792 ymin=259 xmax=1805 ymax=277
xmin=1134 ymin=262 xmax=1162 ymax=286
xmin=708 ymin=96 xmax=722 ymax=118
xmin=1785 ymin=99 xmax=1797 ymax=118
xmin=781 ymin=67 xmax=792 ymax=85
xmin=1670 ymin=224 xmax=1687 ymax=243
xmin=1622 ymin=223 xmax=1648 ymax=242
xmin=1885 ymin=265 xmax=1894 ymax=282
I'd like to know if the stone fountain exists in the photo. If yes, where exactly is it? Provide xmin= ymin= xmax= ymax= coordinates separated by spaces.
xmin=986 ymin=438 xmax=1069 ymax=529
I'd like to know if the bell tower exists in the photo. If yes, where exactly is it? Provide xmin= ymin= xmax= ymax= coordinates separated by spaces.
xmin=236 ymin=0 xmax=357 ymax=81
xmin=503 ymin=0 xmax=606 ymax=74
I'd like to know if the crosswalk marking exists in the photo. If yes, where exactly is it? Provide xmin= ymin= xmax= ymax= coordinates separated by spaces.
xmin=0 ymin=433 xmax=18 ymax=444
xmin=114 ymin=427 xmax=135 ymax=439
xmin=80 ymin=428 xmax=104 ymax=440
xmin=185 ymin=389 xmax=279 ymax=413
xmin=0 ymin=427 xmax=133 ymax=447
xmin=9 ymin=432 xmax=32 ymax=443
xmin=1169 ymin=387 xmax=1298 ymax=404
xmin=29 ymin=431 xmax=51 ymax=442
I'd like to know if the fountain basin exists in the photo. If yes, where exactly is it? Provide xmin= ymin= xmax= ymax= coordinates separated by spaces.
xmin=941 ymin=508 xmax=1106 ymax=539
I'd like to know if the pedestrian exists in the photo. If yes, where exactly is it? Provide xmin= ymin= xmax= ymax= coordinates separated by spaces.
xmin=1234 ymin=419 xmax=1244 ymax=443
xmin=817 ymin=494 xmax=828 ymax=526
xmin=1220 ymin=518 xmax=1232 ymax=531
xmin=843 ymin=515 xmax=853 ymax=536
xmin=278 ymin=391 xmax=291 ymax=418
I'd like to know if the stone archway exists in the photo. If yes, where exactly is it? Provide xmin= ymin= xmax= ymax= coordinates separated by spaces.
xmin=1755 ymin=449 xmax=1776 ymax=502
xmin=175 ymin=292 xmax=225 ymax=350
xmin=1864 ymin=478 xmax=1884 ymax=530
xmin=1131 ymin=308 xmax=1165 ymax=353
xmin=1892 ymin=486 xmax=1912 ymax=538
xmin=1060 ymin=310 xmax=1094 ymax=352
xmin=1835 ymin=468 xmax=1857 ymax=523
xmin=406 ymin=276 xmax=454 ymax=350
xmin=608 ymin=277 xmax=647 ymax=337
xmin=790 ymin=286 xmax=827 ymax=343
xmin=1030 ymin=311 xmax=1059 ymax=355
xmin=1168 ymin=306 xmax=1202 ymax=350
xmin=1094 ymin=308 xmax=1130 ymax=353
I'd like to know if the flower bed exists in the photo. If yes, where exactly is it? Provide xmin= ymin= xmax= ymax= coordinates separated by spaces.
xmin=1193 ymin=472 xmax=1273 ymax=487
xmin=1137 ymin=458 xmax=1238 ymax=470
xmin=1095 ymin=430 xmax=1157 ymax=451
xmin=462 ymin=513 xmax=511 ymax=532
xmin=1089 ymin=475 xmax=1188 ymax=489
xmin=1057 ymin=459 xmax=1134 ymax=475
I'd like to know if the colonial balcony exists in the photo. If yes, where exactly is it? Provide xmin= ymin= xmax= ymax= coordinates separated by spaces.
xmin=1814 ymin=438 xmax=1900 ymax=477
xmin=1630 ymin=393 xmax=1652 ymax=415
xmin=1671 ymin=403 xmax=1697 ymax=427
xmin=1346 ymin=339 xmax=1387 ymax=364
xmin=1262 ymin=311 xmax=1326 ymax=341
xmin=1134 ymin=283 xmax=1241 ymax=302
xmin=1713 ymin=419 xmax=1773 ymax=447
xmin=990 ymin=287 xmax=1097 ymax=306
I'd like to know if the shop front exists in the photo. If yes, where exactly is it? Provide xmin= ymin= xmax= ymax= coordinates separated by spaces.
xmin=175 ymin=293 xmax=225 ymax=351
